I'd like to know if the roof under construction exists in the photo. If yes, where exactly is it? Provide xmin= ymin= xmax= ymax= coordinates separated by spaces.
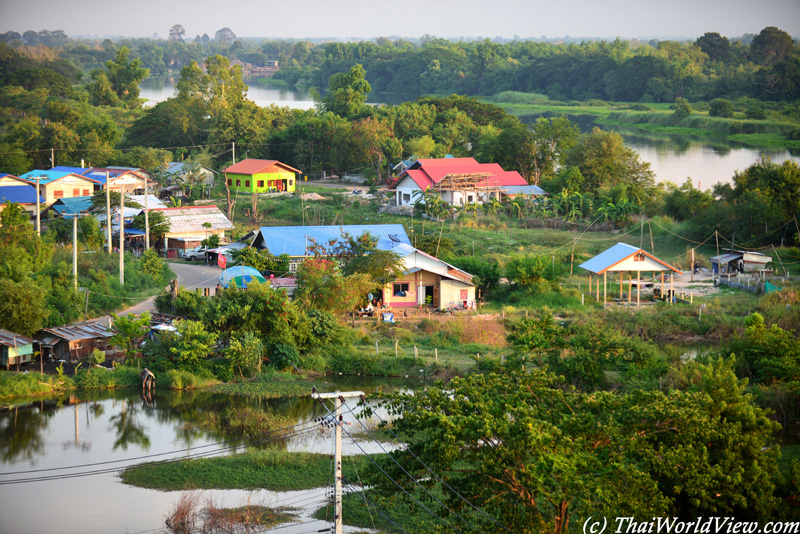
xmin=433 ymin=172 xmax=505 ymax=194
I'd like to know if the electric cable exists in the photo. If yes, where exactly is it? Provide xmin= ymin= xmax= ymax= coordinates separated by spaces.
xmin=340 ymin=477 xmax=410 ymax=534
xmin=362 ymin=404 xmax=516 ymax=534
xmin=340 ymin=402 xmax=486 ymax=534
xmin=0 ymin=420 xmax=321 ymax=483
xmin=315 ymin=399 xmax=472 ymax=534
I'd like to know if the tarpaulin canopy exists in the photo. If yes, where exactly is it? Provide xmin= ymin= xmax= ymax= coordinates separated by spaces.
xmin=218 ymin=266 xmax=267 ymax=289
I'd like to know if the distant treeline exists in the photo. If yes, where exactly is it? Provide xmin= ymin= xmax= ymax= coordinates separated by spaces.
xmin=1 ymin=26 xmax=798 ymax=102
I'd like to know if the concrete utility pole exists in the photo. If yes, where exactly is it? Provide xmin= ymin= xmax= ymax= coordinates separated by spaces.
xmin=144 ymin=177 xmax=150 ymax=250
xmin=315 ymin=390 xmax=365 ymax=534
xmin=35 ymin=177 xmax=41 ymax=236
xmin=72 ymin=214 xmax=78 ymax=292
xmin=119 ymin=191 xmax=125 ymax=286
xmin=51 ymin=147 xmax=55 ymax=169
xmin=105 ymin=173 xmax=111 ymax=253
xmin=232 ymin=142 xmax=236 ymax=166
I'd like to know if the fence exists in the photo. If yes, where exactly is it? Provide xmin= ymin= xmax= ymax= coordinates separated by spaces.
xmin=717 ymin=278 xmax=760 ymax=294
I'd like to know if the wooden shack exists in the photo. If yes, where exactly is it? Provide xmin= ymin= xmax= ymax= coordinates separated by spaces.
xmin=0 ymin=329 xmax=36 ymax=369
xmin=710 ymin=249 xmax=772 ymax=275
xmin=36 ymin=323 xmax=114 ymax=363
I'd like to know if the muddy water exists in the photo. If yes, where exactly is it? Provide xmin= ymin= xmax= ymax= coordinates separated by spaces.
xmin=0 ymin=379 xmax=417 ymax=534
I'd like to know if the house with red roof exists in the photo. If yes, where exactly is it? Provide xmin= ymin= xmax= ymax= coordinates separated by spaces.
xmin=224 ymin=159 xmax=302 ymax=194
xmin=390 ymin=157 xmax=529 ymax=208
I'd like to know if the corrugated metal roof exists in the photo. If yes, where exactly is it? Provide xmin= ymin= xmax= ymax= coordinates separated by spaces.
xmin=253 ymin=225 xmax=410 ymax=256
xmin=39 ymin=323 xmax=113 ymax=342
xmin=52 ymin=166 xmax=90 ymax=174
xmin=397 ymin=158 xmax=527 ymax=191
xmin=0 ymin=329 xmax=35 ymax=347
xmin=152 ymin=206 xmax=234 ymax=234
xmin=166 ymin=162 xmax=217 ymax=175
xmin=579 ymin=243 xmax=680 ymax=274
xmin=502 ymin=185 xmax=547 ymax=196
xmin=19 ymin=170 xmax=100 ymax=185
xmin=50 ymin=196 xmax=93 ymax=218
xmin=225 ymin=159 xmax=302 ymax=175
xmin=393 ymin=243 xmax=475 ymax=285
xmin=0 ymin=185 xmax=44 ymax=204
xmin=711 ymin=253 xmax=741 ymax=263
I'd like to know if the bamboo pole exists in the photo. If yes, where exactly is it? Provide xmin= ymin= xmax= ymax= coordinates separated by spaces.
xmin=628 ymin=274 xmax=632 ymax=304
xmin=636 ymin=271 xmax=640 ymax=307
xmin=603 ymin=272 xmax=607 ymax=308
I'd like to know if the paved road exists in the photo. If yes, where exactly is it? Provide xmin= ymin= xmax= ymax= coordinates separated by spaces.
xmin=90 ymin=260 xmax=222 ymax=325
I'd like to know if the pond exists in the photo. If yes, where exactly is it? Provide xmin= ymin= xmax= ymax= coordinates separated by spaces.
xmin=0 ymin=378 xmax=419 ymax=534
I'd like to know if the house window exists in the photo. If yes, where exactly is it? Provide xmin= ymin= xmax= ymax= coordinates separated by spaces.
xmin=393 ymin=283 xmax=409 ymax=297
xmin=82 ymin=189 xmax=90 ymax=196
xmin=467 ymin=195 xmax=474 ymax=203
xmin=403 ymin=193 xmax=410 ymax=203
xmin=257 ymin=180 xmax=264 ymax=188
xmin=235 ymin=180 xmax=241 ymax=187
xmin=73 ymin=188 xmax=80 ymax=197
xmin=227 ymin=179 xmax=232 ymax=185
xmin=245 ymin=180 xmax=250 ymax=188
xmin=289 ymin=180 xmax=294 ymax=186
xmin=634 ymin=253 xmax=645 ymax=262
xmin=53 ymin=190 xmax=64 ymax=199
xmin=288 ymin=261 xmax=300 ymax=273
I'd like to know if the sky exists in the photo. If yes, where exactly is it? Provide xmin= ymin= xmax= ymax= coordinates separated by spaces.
xmin=1 ymin=0 xmax=799 ymax=41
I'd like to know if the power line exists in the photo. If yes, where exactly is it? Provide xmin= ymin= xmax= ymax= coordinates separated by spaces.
xmin=315 ymin=400 xmax=472 ymax=534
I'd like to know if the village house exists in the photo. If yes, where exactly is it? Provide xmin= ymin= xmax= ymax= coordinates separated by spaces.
xmin=0 ymin=329 xmax=36 ymax=369
xmin=250 ymin=224 xmax=411 ymax=273
xmin=391 ymin=157 xmax=530 ymax=208
xmin=35 ymin=323 xmax=115 ymax=363
xmin=0 ymin=184 xmax=45 ymax=215
xmin=81 ymin=166 xmax=161 ymax=195
xmin=152 ymin=205 xmax=235 ymax=257
xmin=162 ymin=161 xmax=217 ymax=195
xmin=383 ymin=244 xmax=476 ymax=310
xmin=224 ymin=159 xmax=301 ymax=194
xmin=18 ymin=169 xmax=100 ymax=206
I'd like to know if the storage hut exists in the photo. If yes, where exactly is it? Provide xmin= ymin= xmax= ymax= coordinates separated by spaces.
xmin=579 ymin=243 xmax=682 ymax=307
xmin=0 ymin=329 xmax=36 ymax=369
xmin=710 ymin=249 xmax=772 ymax=275
xmin=35 ymin=323 xmax=115 ymax=363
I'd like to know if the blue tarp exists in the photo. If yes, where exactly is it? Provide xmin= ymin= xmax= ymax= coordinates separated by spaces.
xmin=218 ymin=266 xmax=267 ymax=288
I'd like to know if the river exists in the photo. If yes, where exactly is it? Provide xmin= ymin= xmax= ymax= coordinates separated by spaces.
xmin=139 ymin=78 xmax=800 ymax=189
xmin=0 ymin=379 xmax=416 ymax=534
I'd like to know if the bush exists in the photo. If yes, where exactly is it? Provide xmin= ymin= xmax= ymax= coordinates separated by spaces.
xmin=270 ymin=343 xmax=300 ymax=370
xmin=709 ymin=99 xmax=734 ymax=118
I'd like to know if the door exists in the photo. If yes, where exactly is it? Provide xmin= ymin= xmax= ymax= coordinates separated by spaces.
xmin=433 ymin=284 xmax=440 ymax=308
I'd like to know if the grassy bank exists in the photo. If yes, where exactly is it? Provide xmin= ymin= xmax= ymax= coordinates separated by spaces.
xmin=487 ymin=91 xmax=800 ymax=150
xmin=121 ymin=450 xmax=374 ymax=491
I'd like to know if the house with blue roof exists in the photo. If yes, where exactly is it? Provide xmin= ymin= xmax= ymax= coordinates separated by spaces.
xmin=18 ymin=170 xmax=100 ymax=206
xmin=164 ymin=162 xmax=216 ymax=190
xmin=0 ymin=185 xmax=45 ymax=215
xmin=251 ymin=224 xmax=411 ymax=273
xmin=46 ymin=196 xmax=94 ymax=219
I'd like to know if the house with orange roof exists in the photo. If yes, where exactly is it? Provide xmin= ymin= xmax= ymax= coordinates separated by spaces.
xmin=390 ymin=157 xmax=529 ymax=208
xmin=224 ymin=159 xmax=302 ymax=194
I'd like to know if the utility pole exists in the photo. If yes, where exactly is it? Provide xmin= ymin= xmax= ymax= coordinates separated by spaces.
xmin=691 ymin=248 xmax=695 ymax=282
xmin=232 ymin=142 xmax=236 ymax=166
xmin=144 ymin=177 xmax=150 ymax=250
xmin=51 ymin=147 xmax=55 ymax=169
xmin=119 ymin=191 xmax=125 ymax=286
xmin=35 ymin=177 xmax=41 ymax=237
xmin=315 ymin=390 xmax=364 ymax=534
xmin=72 ymin=214 xmax=78 ymax=292
xmin=105 ymin=172 xmax=111 ymax=252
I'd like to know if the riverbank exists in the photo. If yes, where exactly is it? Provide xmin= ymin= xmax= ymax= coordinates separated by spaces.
xmin=489 ymin=91 xmax=800 ymax=150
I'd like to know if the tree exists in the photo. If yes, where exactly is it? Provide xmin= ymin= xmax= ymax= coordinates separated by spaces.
xmin=294 ymin=258 xmax=373 ymax=314
xmin=566 ymin=128 xmax=655 ymax=202
xmin=695 ymin=32 xmax=732 ymax=62
xmin=161 ymin=320 xmax=218 ymax=365
xmin=373 ymin=359 xmax=780 ymax=533
xmin=87 ymin=47 xmax=149 ymax=108
xmin=0 ymin=278 xmax=49 ymax=337
xmin=319 ymin=64 xmax=371 ymax=118
xmin=110 ymin=312 xmax=151 ymax=353
xmin=672 ymin=97 xmax=692 ymax=120
xmin=214 ymin=27 xmax=236 ymax=45
xmin=168 ymin=24 xmax=186 ymax=42
xmin=750 ymin=27 xmax=793 ymax=66
xmin=225 ymin=331 xmax=264 ymax=378
xmin=131 ymin=210 xmax=171 ymax=244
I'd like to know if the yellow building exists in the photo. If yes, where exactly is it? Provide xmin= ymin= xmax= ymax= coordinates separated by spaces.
xmin=382 ymin=244 xmax=475 ymax=310
xmin=17 ymin=170 xmax=100 ymax=206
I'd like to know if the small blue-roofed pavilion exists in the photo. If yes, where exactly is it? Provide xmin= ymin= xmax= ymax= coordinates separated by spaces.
xmin=579 ymin=242 xmax=681 ymax=307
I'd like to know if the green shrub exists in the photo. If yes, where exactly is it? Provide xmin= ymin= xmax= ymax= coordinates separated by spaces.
xmin=270 ymin=344 xmax=300 ymax=370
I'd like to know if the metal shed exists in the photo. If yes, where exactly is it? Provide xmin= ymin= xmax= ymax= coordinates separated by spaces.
xmin=0 ymin=329 xmax=35 ymax=369
xmin=579 ymin=243 xmax=682 ymax=307
xmin=36 ymin=323 xmax=114 ymax=363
